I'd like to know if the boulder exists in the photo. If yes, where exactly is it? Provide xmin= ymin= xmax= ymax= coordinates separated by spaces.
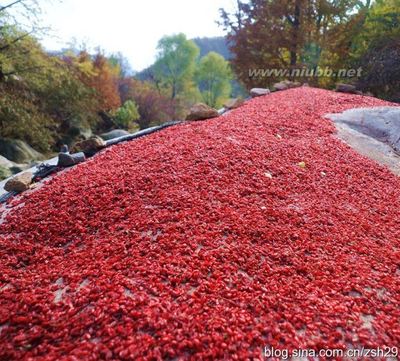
xmin=0 ymin=138 xmax=43 ymax=164
xmin=250 ymin=88 xmax=271 ymax=97
xmin=186 ymin=103 xmax=219 ymax=121
xmin=4 ymin=171 xmax=33 ymax=193
xmin=57 ymin=152 xmax=86 ymax=167
xmin=74 ymin=136 xmax=106 ymax=154
xmin=273 ymin=82 xmax=289 ymax=91
xmin=100 ymin=129 xmax=130 ymax=141
xmin=283 ymin=80 xmax=302 ymax=88
xmin=273 ymin=81 xmax=302 ymax=91
xmin=223 ymin=98 xmax=245 ymax=110
xmin=326 ymin=106 xmax=400 ymax=152
xmin=336 ymin=83 xmax=357 ymax=94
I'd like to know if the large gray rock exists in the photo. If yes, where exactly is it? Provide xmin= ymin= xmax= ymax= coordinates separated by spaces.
xmin=57 ymin=152 xmax=86 ymax=167
xmin=100 ymin=129 xmax=130 ymax=141
xmin=4 ymin=171 xmax=33 ymax=193
xmin=186 ymin=103 xmax=219 ymax=121
xmin=336 ymin=83 xmax=357 ymax=94
xmin=273 ymin=82 xmax=289 ymax=91
xmin=273 ymin=80 xmax=302 ymax=91
xmin=250 ymin=88 xmax=271 ymax=97
xmin=0 ymin=138 xmax=43 ymax=164
xmin=326 ymin=107 xmax=400 ymax=152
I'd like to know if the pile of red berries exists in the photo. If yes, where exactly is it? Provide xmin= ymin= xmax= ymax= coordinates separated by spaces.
xmin=0 ymin=88 xmax=399 ymax=360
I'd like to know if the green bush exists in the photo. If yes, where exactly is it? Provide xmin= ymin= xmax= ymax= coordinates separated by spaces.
xmin=114 ymin=100 xmax=140 ymax=129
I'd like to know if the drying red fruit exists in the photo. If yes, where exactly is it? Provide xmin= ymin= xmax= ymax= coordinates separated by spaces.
xmin=0 ymin=88 xmax=399 ymax=360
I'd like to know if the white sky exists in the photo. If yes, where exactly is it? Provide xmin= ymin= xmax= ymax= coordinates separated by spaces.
xmin=38 ymin=0 xmax=236 ymax=71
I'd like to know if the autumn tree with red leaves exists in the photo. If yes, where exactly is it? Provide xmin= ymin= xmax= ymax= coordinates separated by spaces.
xmin=219 ymin=0 xmax=372 ymax=88
xmin=72 ymin=52 xmax=121 ymax=112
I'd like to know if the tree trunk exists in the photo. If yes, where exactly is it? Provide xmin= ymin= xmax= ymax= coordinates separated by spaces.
xmin=171 ymin=81 xmax=177 ymax=99
xmin=290 ymin=51 xmax=297 ymax=67
xmin=290 ymin=0 xmax=301 ymax=67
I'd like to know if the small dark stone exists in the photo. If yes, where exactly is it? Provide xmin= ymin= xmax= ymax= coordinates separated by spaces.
xmin=60 ymin=145 xmax=69 ymax=153
xmin=58 ymin=152 xmax=86 ymax=167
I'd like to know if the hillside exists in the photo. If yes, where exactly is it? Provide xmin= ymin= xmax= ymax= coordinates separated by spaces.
xmin=1 ymin=88 xmax=399 ymax=359
xmin=192 ymin=36 xmax=231 ymax=59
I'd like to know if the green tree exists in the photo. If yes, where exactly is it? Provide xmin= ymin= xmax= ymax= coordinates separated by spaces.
xmin=195 ymin=52 xmax=232 ymax=108
xmin=0 ymin=0 xmax=47 ymax=81
xmin=0 ymin=34 xmax=81 ymax=151
xmin=153 ymin=33 xmax=200 ymax=100
xmin=0 ymin=30 xmax=100 ymax=152
xmin=351 ymin=0 xmax=400 ymax=58
xmin=351 ymin=0 xmax=400 ymax=100
xmin=0 ymin=1 xmax=104 ymax=152
xmin=114 ymin=100 xmax=140 ymax=129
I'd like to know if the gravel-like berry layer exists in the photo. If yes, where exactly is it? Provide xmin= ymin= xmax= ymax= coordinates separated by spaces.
xmin=0 ymin=88 xmax=399 ymax=360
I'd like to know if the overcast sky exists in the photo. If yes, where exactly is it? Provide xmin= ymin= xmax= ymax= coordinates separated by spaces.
xmin=38 ymin=0 xmax=235 ymax=71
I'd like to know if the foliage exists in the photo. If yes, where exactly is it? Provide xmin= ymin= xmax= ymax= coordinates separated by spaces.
xmin=351 ymin=0 xmax=400 ymax=59
xmin=0 ymin=2 xmax=134 ymax=154
xmin=349 ymin=0 xmax=400 ymax=100
xmin=357 ymin=37 xmax=400 ymax=102
xmin=68 ymin=52 xmax=121 ymax=112
xmin=192 ymin=37 xmax=231 ymax=59
xmin=195 ymin=52 xmax=232 ymax=108
xmin=61 ymin=50 xmax=123 ymax=134
xmin=119 ymin=78 xmax=177 ymax=129
xmin=108 ymin=52 xmax=133 ymax=78
xmin=114 ymin=100 xmax=140 ymax=129
xmin=0 ymin=82 xmax=55 ymax=152
xmin=219 ymin=0 xmax=372 ymax=88
xmin=0 ymin=30 xmax=101 ymax=152
xmin=153 ymin=33 xmax=200 ymax=100
xmin=0 ymin=21 xmax=131 ymax=152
